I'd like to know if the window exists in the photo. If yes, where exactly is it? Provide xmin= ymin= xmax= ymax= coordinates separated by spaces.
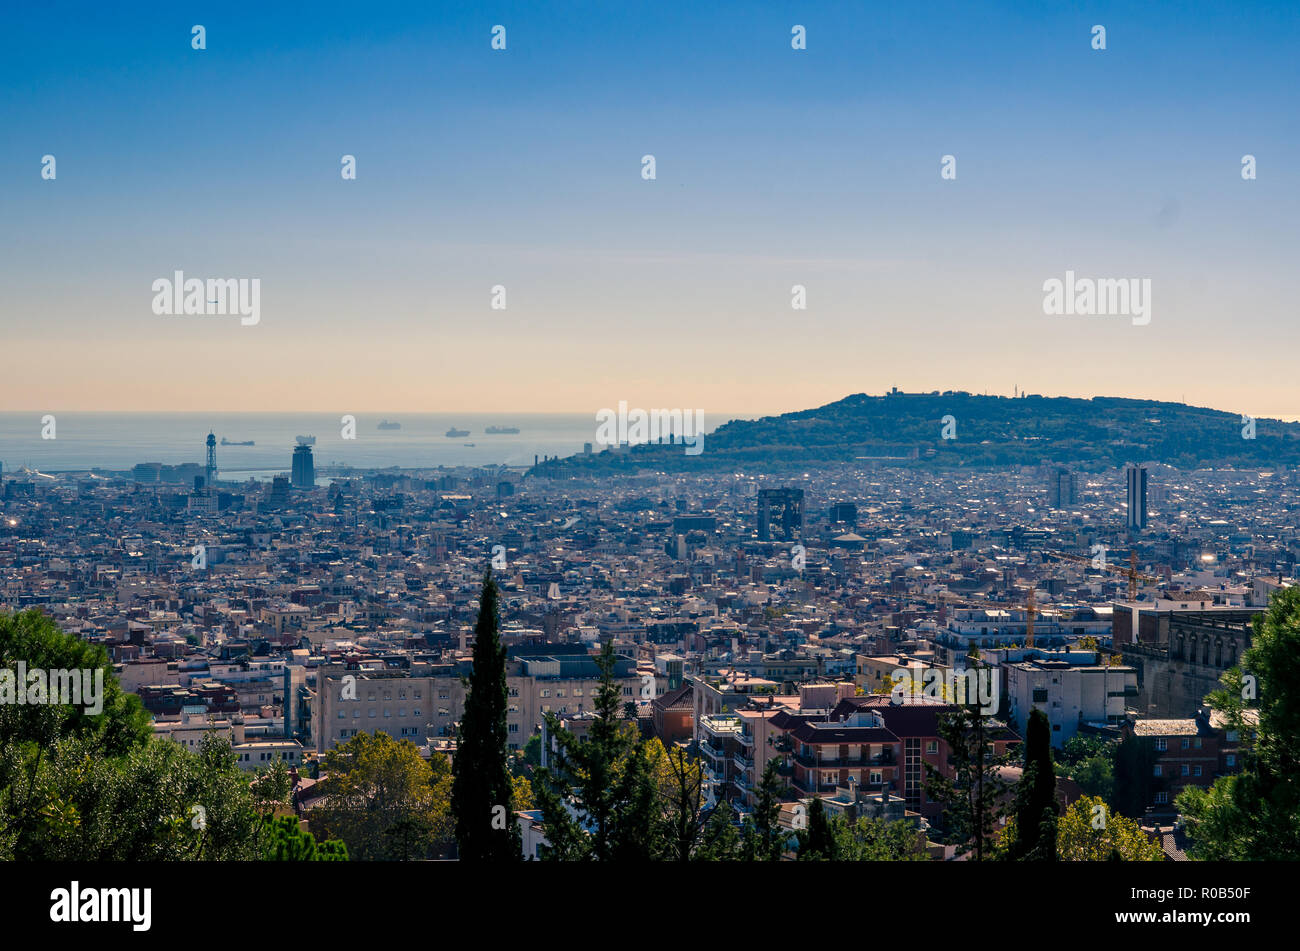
xmin=439 ymin=691 xmax=449 ymax=700
xmin=1181 ymin=738 xmax=1190 ymax=749
xmin=540 ymin=689 xmax=550 ymax=698
xmin=925 ymin=741 xmax=937 ymax=754
xmin=869 ymin=770 xmax=882 ymax=784
xmin=509 ymin=724 xmax=519 ymax=733
xmin=384 ymin=709 xmax=392 ymax=718
xmin=1193 ymin=766 xmax=1202 ymax=777
xmin=368 ymin=710 xmax=376 ymax=718
xmin=1153 ymin=765 xmax=1162 ymax=776
xmin=337 ymin=711 xmax=345 ymax=719
xmin=1155 ymin=738 xmax=1167 ymax=751
xmin=1181 ymin=764 xmax=1190 ymax=776
xmin=1155 ymin=792 xmax=1169 ymax=804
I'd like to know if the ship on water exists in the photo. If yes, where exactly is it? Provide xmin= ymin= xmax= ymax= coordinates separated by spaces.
xmin=220 ymin=438 xmax=255 ymax=446
xmin=445 ymin=427 xmax=470 ymax=438
xmin=377 ymin=419 xmax=401 ymax=430
xmin=484 ymin=425 xmax=520 ymax=434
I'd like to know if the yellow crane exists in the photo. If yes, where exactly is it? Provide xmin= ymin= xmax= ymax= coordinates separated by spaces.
xmin=1043 ymin=548 xmax=1159 ymax=601
xmin=936 ymin=586 xmax=1063 ymax=647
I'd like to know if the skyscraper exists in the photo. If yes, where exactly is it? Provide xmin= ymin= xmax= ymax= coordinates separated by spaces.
xmin=1126 ymin=465 xmax=1148 ymax=531
xmin=291 ymin=441 xmax=316 ymax=489
xmin=1047 ymin=466 xmax=1078 ymax=508
xmin=757 ymin=488 xmax=804 ymax=541
xmin=269 ymin=476 xmax=290 ymax=508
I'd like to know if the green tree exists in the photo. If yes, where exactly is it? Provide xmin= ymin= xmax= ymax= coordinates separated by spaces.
xmin=1004 ymin=709 xmax=1057 ymax=861
xmin=1178 ymin=587 xmax=1300 ymax=859
xmin=645 ymin=738 xmax=705 ymax=861
xmin=1056 ymin=795 xmax=1163 ymax=861
xmin=312 ymin=731 xmax=451 ymax=860
xmin=831 ymin=814 xmax=929 ymax=861
xmin=748 ymin=759 xmax=786 ymax=861
xmin=0 ymin=612 xmax=265 ymax=860
xmin=532 ymin=641 xmax=657 ymax=860
xmin=0 ymin=609 xmax=150 ymax=754
xmin=262 ymin=815 xmax=348 ymax=861
xmin=925 ymin=703 xmax=1009 ymax=861
xmin=797 ymin=797 xmax=836 ymax=860
xmin=451 ymin=572 xmax=520 ymax=861
xmin=695 ymin=801 xmax=742 ymax=860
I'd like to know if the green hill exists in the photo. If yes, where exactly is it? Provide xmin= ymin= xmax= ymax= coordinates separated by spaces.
xmin=532 ymin=391 xmax=1300 ymax=475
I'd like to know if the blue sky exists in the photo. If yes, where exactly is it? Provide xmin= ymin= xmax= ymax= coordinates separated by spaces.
xmin=2 ymin=1 xmax=1298 ymax=416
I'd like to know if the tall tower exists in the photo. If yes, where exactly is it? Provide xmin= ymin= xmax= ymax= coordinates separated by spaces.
xmin=291 ymin=438 xmax=316 ymax=489
xmin=1126 ymin=465 xmax=1147 ymax=531
xmin=205 ymin=432 xmax=217 ymax=494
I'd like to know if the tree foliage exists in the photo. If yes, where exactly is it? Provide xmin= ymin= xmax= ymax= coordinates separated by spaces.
xmin=451 ymin=572 xmax=521 ymax=861
xmin=312 ymin=731 xmax=452 ymax=860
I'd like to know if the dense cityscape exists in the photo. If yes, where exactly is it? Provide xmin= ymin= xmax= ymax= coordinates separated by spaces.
xmin=3 ymin=416 xmax=1292 ymax=866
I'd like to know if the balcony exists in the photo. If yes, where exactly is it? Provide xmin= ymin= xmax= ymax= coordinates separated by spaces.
xmin=794 ymin=751 xmax=895 ymax=769
xmin=699 ymin=741 xmax=727 ymax=762
xmin=733 ymin=752 xmax=755 ymax=772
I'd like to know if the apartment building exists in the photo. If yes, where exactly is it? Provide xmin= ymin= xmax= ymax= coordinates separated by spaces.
xmin=313 ymin=647 xmax=641 ymax=753
xmin=1005 ymin=658 xmax=1137 ymax=746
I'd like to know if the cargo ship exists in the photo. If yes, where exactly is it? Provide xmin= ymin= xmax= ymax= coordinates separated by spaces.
xmin=220 ymin=438 xmax=255 ymax=446
xmin=445 ymin=427 xmax=470 ymax=438
xmin=377 ymin=420 xmax=401 ymax=430
xmin=485 ymin=425 xmax=520 ymax=435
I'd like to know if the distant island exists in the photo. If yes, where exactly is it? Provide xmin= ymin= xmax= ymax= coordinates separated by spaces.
xmin=529 ymin=390 xmax=1300 ymax=475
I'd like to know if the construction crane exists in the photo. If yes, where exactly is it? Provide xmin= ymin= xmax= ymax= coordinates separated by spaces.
xmin=936 ymin=586 xmax=1067 ymax=648
xmin=1042 ymin=548 xmax=1159 ymax=601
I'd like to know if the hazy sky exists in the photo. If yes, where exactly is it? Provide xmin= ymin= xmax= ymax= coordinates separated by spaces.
xmin=2 ymin=1 xmax=1298 ymax=418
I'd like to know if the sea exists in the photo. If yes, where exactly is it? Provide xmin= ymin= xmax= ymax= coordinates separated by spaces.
xmin=0 ymin=412 xmax=735 ymax=477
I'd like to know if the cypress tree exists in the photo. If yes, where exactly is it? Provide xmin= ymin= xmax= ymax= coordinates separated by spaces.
xmin=451 ymin=571 xmax=520 ymax=861
xmin=799 ymin=796 xmax=837 ymax=860
xmin=752 ymin=759 xmax=785 ymax=861
xmin=1008 ymin=708 xmax=1057 ymax=860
